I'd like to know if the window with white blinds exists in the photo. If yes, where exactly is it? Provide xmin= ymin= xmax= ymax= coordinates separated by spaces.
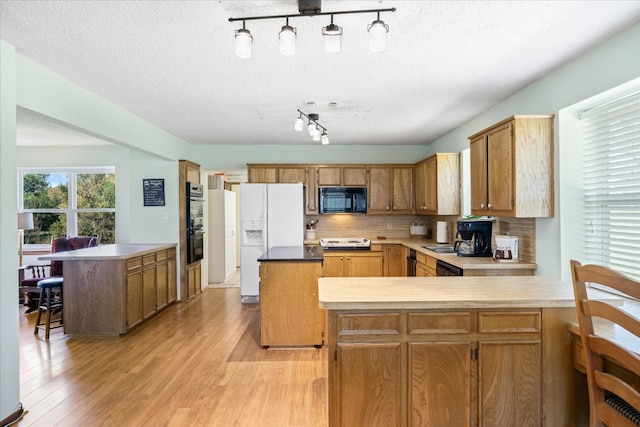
xmin=579 ymin=90 xmax=640 ymax=280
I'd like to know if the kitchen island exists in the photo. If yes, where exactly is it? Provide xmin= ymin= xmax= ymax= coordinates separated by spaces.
xmin=258 ymin=245 xmax=324 ymax=347
xmin=318 ymin=276 xmax=615 ymax=427
xmin=40 ymin=243 xmax=177 ymax=337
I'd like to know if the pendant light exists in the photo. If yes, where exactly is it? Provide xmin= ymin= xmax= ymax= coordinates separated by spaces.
xmin=279 ymin=18 xmax=296 ymax=55
xmin=294 ymin=112 xmax=304 ymax=131
xmin=322 ymin=14 xmax=342 ymax=53
xmin=368 ymin=12 xmax=389 ymax=52
xmin=321 ymin=132 xmax=330 ymax=145
xmin=235 ymin=20 xmax=253 ymax=58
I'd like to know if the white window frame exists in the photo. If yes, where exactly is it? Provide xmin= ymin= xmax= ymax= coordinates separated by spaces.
xmin=18 ymin=166 xmax=116 ymax=250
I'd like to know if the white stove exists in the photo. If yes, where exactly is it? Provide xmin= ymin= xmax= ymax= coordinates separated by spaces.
xmin=319 ymin=238 xmax=371 ymax=250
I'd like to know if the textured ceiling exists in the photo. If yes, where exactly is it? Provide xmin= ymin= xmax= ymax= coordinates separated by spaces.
xmin=2 ymin=0 xmax=640 ymax=147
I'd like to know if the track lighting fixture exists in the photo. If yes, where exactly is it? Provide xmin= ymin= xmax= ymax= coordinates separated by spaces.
xmin=279 ymin=18 xmax=296 ymax=55
xmin=234 ymin=20 xmax=253 ymax=59
xmin=229 ymin=6 xmax=395 ymax=58
xmin=368 ymin=12 xmax=389 ymax=52
xmin=295 ymin=110 xmax=329 ymax=145
xmin=322 ymin=14 xmax=342 ymax=53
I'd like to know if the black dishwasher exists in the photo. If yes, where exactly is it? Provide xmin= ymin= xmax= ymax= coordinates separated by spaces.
xmin=436 ymin=260 xmax=463 ymax=276
xmin=407 ymin=249 xmax=417 ymax=277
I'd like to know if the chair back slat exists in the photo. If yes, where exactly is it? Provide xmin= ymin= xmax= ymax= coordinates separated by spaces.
xmin=571 ymin=259 xmax=640 ymax=427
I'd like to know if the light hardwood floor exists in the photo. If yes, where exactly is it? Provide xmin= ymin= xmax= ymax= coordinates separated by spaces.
xmin=16 ymin=285 xmax=327 ymax=426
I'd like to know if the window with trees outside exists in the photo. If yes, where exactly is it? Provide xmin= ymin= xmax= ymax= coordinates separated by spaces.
xmin=18 ymin=167 xmax=116 ymax=247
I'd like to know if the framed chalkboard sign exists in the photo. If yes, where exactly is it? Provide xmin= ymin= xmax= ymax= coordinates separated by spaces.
xmin=143 ymin=178 xmax=165 ymax=206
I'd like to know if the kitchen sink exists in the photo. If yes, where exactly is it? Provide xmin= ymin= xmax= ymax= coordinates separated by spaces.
xmin=422 ymin=246 xmax=457 ymax=254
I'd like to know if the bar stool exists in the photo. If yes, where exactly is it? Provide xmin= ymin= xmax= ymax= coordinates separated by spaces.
xmin=34 ymin=277 xmax=64 ymax=339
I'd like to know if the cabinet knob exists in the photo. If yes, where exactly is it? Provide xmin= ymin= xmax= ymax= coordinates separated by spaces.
xmin=488 ymin=203 xmax=493 ymax=209
xmin=347 ymin=257 xmax=351 ymax=261
xmin=386 ymin=206 xmax=390 ymax=210
xmin=481 ymin=203 xmax=485 ymax=208
xmin=393 ymin=206 xmax=397 ymax=210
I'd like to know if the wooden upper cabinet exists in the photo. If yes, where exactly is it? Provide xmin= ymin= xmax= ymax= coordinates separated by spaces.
xmin=368 ymin=166 xmax=414 ymax=214
xmin=279 ymin=167 xmax=306 ymax=183
xmin=469 ymin=115 xmax=554 ymax=217
xmin=317 ymin=167 xmax=342 ymax=186
xmin=342 ymin=167 xmax=368 ymax=186
xmin=415 ymin=153 xmax=460 ymax=215
xmin=305 ymin=167 xmax=317 ymax=214
xmin=392 ymin=166 xmax=414 ymax=213
xmin=248 ymin=166 xmax=278 ymax=183
xmin=368 ymin=167 xmax=392 ymax=212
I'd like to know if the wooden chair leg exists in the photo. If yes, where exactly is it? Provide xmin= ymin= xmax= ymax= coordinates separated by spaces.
xmin=34 ymin=287 xmax=45 ymax=335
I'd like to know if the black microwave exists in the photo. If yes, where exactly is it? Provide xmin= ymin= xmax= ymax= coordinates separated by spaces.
xmin=319 ymin=187 xmax=367 ymax=214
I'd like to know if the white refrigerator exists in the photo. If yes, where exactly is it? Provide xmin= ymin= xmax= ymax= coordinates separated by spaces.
xmin=208 ymin=189 xmax=237 ymax=283
xmin=239 ymin=183 xmax=304 ymax=303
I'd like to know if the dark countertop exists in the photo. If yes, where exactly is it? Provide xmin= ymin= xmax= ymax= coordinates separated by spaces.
xmin=258 ymin=245 xmax=324 ymax=262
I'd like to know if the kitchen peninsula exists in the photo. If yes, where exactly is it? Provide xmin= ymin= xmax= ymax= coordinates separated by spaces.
xmin=318 ymin=276 xmax=614 ymax=427
xmin=40 ymin=243 xmax=177 ymax=337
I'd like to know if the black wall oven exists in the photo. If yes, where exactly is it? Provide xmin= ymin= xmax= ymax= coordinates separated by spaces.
xmin=186 ymin=182 xmax=204 ymax=263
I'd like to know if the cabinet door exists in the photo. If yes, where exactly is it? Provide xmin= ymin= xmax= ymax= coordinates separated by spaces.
xmin=338 ymin=343 xmax=401 ymax=427
xmin=156 ymin=260 xmax=168 ymax=310
xmin=168 ymin=249 xmax=177 ymax=303
xmin=305 ymin=167 xmax=317 ymax=214
xmin=347 ymin=254 xmax=383 ymax=277
xmin=423 ymin=157 xmax=437 ymax=212
xmin=470 ymin=135 xmax=488 ymax=212
xmin=415 ymin=161 xmax=427 ymax=213
xmin=384 ymin=245 xmax=407 ymax=277
xmin=279 ymin=167 xmax=306 ymax=183
xmin=187 ymin=262 xmax=199 ymax=299
xmin=409 ymin=342 xmax=471 ymax=427
xmin=317 ymin=167 xmax=342 ymax=186
xmin=486 ymin=123 xmax=514 ymax=214
xmin=142 ymin=265 xmax=156 ymax=319
xmin=478 ymin=340 xmax=541 ymax=426
xmin=343 ymin=167 xmax=368 ymax=186
xmin=249 ymin=167 xmax=278 ymax=183
xmin=392 ymin=166 xmax=414 ymax=213
xmin=126 ymin=269 xmax=143 ymax=329
xmin=323 ymin=256 xmax=345 ymax=277
xmin=369 ymin=167 xmax=392 ymax=212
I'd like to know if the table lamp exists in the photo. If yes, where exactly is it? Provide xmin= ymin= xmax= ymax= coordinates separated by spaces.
xmin=18 ymin=212 xmax=34 ymax=266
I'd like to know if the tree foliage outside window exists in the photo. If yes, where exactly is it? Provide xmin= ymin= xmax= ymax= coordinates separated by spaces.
xmin=19 ymin=169 xmax=116 ymax=245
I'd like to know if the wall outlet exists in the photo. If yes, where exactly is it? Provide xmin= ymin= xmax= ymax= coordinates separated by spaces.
xmin=162 ymin=212 xmax=169 ymax=220
xmin=387 ymin=223 xmax=392 ymax=230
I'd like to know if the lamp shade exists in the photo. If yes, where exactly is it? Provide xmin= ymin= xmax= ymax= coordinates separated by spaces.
xmin=294 ymin=117 xmax=304 ymax=131
xmin=368 ymin=19 xmax=389 ymax=52
xmin=18 ymin=212 xmax=34 ymax=230
xmin=279 ymin=25 xmax=296 ymax=55
xmin=321 ymin=133 xmax=330 ymax=145
xmin=322 ymin=23 xmax=342 ymax=53
xmin=235 ymin=28 xmax=253 ymax=58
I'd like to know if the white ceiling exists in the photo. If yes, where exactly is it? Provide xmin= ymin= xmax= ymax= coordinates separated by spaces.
xmin=2 ymin=0 xmax=640 ymax=147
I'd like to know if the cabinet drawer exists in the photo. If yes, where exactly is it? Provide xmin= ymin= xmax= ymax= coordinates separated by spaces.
xmin=338 ymin=313 xmax=401 ymax=336
xmin=478 ymin=311 xmax=541 ymax=333
xmin=408 ymin=312 xmax=473 ymax=334
xmin=127 ymin=257 xmax=143 ymax=271
xmin=143 ymin=253 xmax=156 ymax=266
xmin=416 ymin=253 xmax=436 ymax=270
xmin=155 ymin=250 xmax=167 ymax=262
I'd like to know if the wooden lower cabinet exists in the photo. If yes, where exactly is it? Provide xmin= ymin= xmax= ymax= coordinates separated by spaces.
xmin=327 ymin=309 xmax=545 ymax=427
xmin=259 ymin=261 xmax=324 ymax=347
xmin=126 ymin=247 xmax=178 ymax=332
xmin=324 ymin=247 xmax=383 ymax=277
xmin=384 ymin=244 xmax=407 ymax=277
xmin=187 ymin=261 xmax=201 ymax=299
xmin=416 ymin=252 xmax=437 ymax=277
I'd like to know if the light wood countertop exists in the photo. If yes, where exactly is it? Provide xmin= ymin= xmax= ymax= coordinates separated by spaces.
xmin=305 ymin=237 xmax=537 ymax=270
xmin=318 ymin=276 xmax=618 ymax=310
xmin=39 ymin=243 xmax=176 ymax=261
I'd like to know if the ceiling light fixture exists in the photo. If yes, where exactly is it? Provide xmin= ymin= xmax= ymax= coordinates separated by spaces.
xmin=322 ymin=14 xmax=342 ymax=53
xmin=279 ymin=17 xmax=297 ymax=55
xmin=229 ymin=5 xmax=395 ymax=58
xmin=295 ymin=110 xmax=329 ymax=145
xmin=368 ymin=12 xmax=389 ymax=52
xmin=234 ymin=20 xmax=253 ymax=59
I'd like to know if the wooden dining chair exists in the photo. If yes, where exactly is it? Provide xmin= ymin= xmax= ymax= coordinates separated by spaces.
xmin=570 ymin=260 xmax=640 ymax=426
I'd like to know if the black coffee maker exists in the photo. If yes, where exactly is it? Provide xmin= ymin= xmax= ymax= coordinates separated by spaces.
xmin=453 ymin=220 xmax=493 ymax=257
